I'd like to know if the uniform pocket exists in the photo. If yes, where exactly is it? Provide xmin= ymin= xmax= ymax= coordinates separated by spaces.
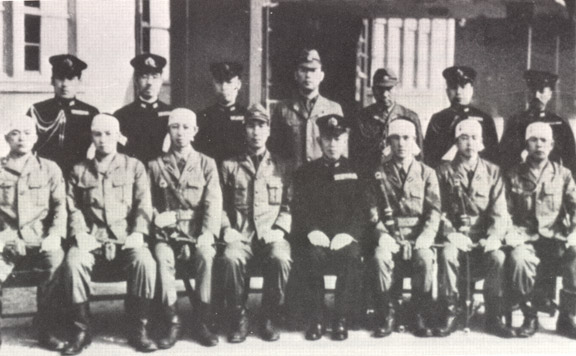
xmin=28 ymin=176 xmax=50 ymax=207
xmin=112 ymin=176 xmax=134 ymax=207
xmin=541 ymin=182 xmax=561 ymax=212
xmin=267 ymin=179 xmax=283 ymax=205
xmin=0 ymin=181 xmax=15 ymax=206
xmin=183 ymin=180 xmax=204 ymax=208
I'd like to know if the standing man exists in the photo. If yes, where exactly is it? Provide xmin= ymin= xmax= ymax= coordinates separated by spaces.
xmin=366 ymin=119 xmax=440 ymax=338
xmin=115 ymin=53 xmax=172 ymax=164
xmin=195 ymin=62 xmax=248 ymax=164
xmin=424 ymin=66 xmax=499 ymax=169
xmin=435 ymin=119 xmax=513 ymax=338
xmin=269 ymin=49 xmax=344 ymax=169
xmin=61 ymin=114 xmax=157 ymax=354
xmin=27 ymin=54 xmax=99 ymax=175
xmin=148 ymin=108 xmax=221 ymax=348
xmin=292 ymin=114 xmax=365 ymax=341
xmin=350 ymin=68 xmax=423 ymax=175
xmin=506 ymin=122 xmax=576 ymax=339
xmin=499 ymin=70 xmax=576 ymax=175
xmin=0 ymin=116 xmax=66 ymax=351
xmin=219 ymin=104 xmax=292 ymax=343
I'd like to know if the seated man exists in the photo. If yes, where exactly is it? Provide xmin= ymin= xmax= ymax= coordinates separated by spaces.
xmin=0 ymin=116 xmax=66 ymax=350
xmin=506 ymin=122 xmax=576 ymax=339
xmin=367 ymin=118 xmax=440 ymax=338
xmin=219 ymin=104 xmax=292 ymax=343
xmin=292 ymin=114 xmax=366 ymax=341
xmin=436 ymin=119 xmax=513 ymax=338
xmin=148 ymin=108 xmax=221 ymax=348
xmin=61 ymin=114 xmax=157 ymax=355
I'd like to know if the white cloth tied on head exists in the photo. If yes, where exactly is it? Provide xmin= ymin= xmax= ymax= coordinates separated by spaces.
xmin=162 ymin=108 xmax=197 ymax=153
xmin=521 ymin=121 xmax=554 ymax=162
xmin=1 ymin=115 xmax=37 ymax=136
xmin=382 ymin=119 xmax=421 ymax=159
xmin=87 ymin=113 xmax=127 ymax=159
xmin=441 ymin=118 xmax=485 ymax=162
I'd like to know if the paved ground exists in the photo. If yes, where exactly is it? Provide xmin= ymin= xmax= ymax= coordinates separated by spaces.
xmin=2 ymin=282 xmax=576 ymax=356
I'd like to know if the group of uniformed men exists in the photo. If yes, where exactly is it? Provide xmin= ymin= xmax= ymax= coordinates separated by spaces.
xmin=1 ymin=46 xmax=576 ymax=354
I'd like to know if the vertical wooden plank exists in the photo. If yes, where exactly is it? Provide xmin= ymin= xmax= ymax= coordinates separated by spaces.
xmin=430 ymin=18 xmax=447 ymax=90
xmin=417 ymin=18 xmax=430 ymax=90
xmin=249 ymin=0 xmax=264 ymax=105
xmin=403 ymin=18 xmax=417 ymax=89
xmin=446 ymin=19 xmax=455 ymax=68
xmin=371 ymin=18 xmax=386 ymax=79
xmin=387 ymin=18 xmax=402 ymax=82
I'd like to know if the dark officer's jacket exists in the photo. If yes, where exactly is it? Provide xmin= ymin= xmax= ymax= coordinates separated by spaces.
xmin=220 ymin=150 xmax=291 ymax=242
xmin=291 ymin=157 xmax=366 ymax=248
xmin=368 ymin=159 xmax=440 ymax=243
xmin=148 ymin=150 xmax=222 ymax=239
xmin=114 ymin=100 xmax=172 ymax=164
xmin=498 ymin=109 xmax=576 ymax=175
xmin=424 ymin=105 xmax=499 ymax=169
xmin=506 ymin=161 xmax=576 ymax=240
xmin=350 ymin=103 xmax=423 ymax=175
xmin=437 ymin=157 xmax=509 ymax=242
xmin=67 ymin=153 xmax=152 ymax=244
xmin=269 ymin=95 xmax=344 ymax=168
xmin=0 ymin=154 xmax=66 ymax=246
xmin=195 ymin=103 xmax=248 ymax=165
xmin=27 ymin=97 xmax=98 ymax=176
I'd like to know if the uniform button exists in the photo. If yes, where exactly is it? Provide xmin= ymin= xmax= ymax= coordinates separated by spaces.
xmin=307 ymin=156 xmax=312 ymax=161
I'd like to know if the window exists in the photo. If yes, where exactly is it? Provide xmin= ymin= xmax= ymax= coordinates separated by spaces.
xmin=24 ymin=13 xmax=41 ymax=71
xmin=136 ymin=0 xmax=170 ymax=80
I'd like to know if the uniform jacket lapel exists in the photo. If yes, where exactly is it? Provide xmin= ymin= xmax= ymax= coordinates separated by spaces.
xmin=238 ymin=153 xmax=256 ymax=178
xmin=469 ymin=159 xmax=488 ymax=196
xmin=162 ymin=153 xmax=180 ymax=182
xmin=178 ymin=151 xmax=200 ymax=187
xmin=403 ymin=160 xmax=422 ymax=194
xmin=382 ymin=160 xmax=403 ymax=191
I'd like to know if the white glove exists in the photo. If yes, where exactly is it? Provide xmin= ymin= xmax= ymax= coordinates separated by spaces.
xmin=123 ymin=232 xmax=145 ymax=249
xmin=378 ymin=233 xmax=400 ymax=254
xmin=567 ymin=232 xmax=576 ymax=247
xmin=40 ymin=234 xmax=62 ymax=252
xmin=330 ymin=233 xmax=355 ymax=251
xmin=76 ymin=232 xmax=100 ymax=252
xmin=262 ymin=229 xmax=285 ymax=244
xmin=447 ymin=232 xmax=473 ymax=252
xmin=154 ymin=211 xmax=177 ymax=228
xmin=483 ymin=238 xmax=501 ymax=253
xmin=505 ymin=231 xmax=526 ymax=247
xmin=197 ymin=232 xmax=214 ymax=247
xmin=307 ymin=230 xmax=330 ymax=248
xmin=223 ymin=228 xmax=244 ymax=244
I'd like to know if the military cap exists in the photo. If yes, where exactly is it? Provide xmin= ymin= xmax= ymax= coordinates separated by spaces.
xmin=49 ymin=54 xmax=87 ymax=78
xmin=130 ymin=53 xmax=167 ymax=74
xmin=317 ymin=114 xmax=350 ymax=137
xmin=245 ymin=103 xmax=269 ymax=125
xmin=524 ymin=69 xmax=558 ymax=89
xmin=296 ymin=48 xmax=322 ymax=69
xmin=210 ymin=62 xmax=243 ymax=82
xmin=372 ymin=68 xmax=398 ymax=87
xmin=442 ymin=66 xmax=477 ymax=87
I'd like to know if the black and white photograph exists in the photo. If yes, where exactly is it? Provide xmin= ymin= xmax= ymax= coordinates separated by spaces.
xmin=1 ymin=0 xmax=576 ymax=355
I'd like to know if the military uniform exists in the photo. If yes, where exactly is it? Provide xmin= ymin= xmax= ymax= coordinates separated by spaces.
xmin=424 ymin=105 xmax=499 ymax=169
xmin=498 ymin=110 xmax=576 ymax=174
xmin=436 ymin=156 xmax=510 ymax=335
xmin=115 ymin=99 xmax=172 ymax=164
xmin=0 ymin=154 xmax=66 ymax=343
xmin=195 ymin=104 xmax=248 ymax=164
xmin=351 ymin=103 xmax=423 ymax=175
xmin=367 ymin=158 xmax=440 ymax=335
xmin=506 ymin=160 xmax=576 ymax=337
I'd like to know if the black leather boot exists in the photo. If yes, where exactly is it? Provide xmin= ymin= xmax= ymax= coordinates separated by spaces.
xmin=484 ymin=297 xmax=516 ymax=338
xmin=157 ymin=304 xmax=181 ymax=349
xmin=62 ymin=303 xmax=92 ymax=355
xmin=228 ymin=306 xmax=249 ymax=343
xmin=412 ymin=293 xmax=433 ymax=337
xmin=557 ymin=290 xmax=576 ymax=339
xmin=332 ymin=317 xmax=348 ymax=341
xmin=434 ymin=296 xmax=461 ymax=337
xmin=305 ymin=319 xmax=324 ymax=341
xmin=373 ymin=294 xmax=395 ymax=338
xmin=36 ymin=309 xmax=67 ymax=351
xmin=128 ymin=298 xmax=158 ymax=352
xmin=196 ymin=302 xmax=218 ymax=347
xmin=517 ymin=300 xmax=539 ymax=338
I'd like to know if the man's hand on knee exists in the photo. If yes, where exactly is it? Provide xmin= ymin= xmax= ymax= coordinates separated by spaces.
xmin=447 ymin=232 xmax=473 ymax=251
xmin=330 ymin=233 xmax=354 ymax=251
xmin=482 ymin=237 xmax=501 ymax=253
xmin=378 ymin=233 xmax=399 ymax=254
xmin=262 ymin=228 xmax=285 ymax=244
xmin=223 ymin=228 xmax=243 ymax=244
xmin=307 ymin=230 xmax=330 ymax=248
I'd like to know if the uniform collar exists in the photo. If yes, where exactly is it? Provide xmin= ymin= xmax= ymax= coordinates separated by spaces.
xmin=138 ymin=97 xmax=159 ymax=109
xmin=2 ymin=152 xmax=35 ymax=175
xmin=217 ymin=103 xmax=237 ymax=113
xmin=55 ymin=96 xmax=76 ymax=107
xmin=450 ymin=103 xmax=470 ymax=113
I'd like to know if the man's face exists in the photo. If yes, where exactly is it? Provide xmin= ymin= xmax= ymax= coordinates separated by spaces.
xmin=52 ymin=76 xmax=80 ymax=99
xmin=528 ymin=86 xmax=553 ymax=111
xmin=168 ymin=121 xmax=197 ymax=149
xmin=526 ymin=136 xmax=554 ymax=162
xmin=245 ymin=121 xmax=269 ymax=151
xmin=5 ymin=128 xmax=37 ymax=155
xmin=446 ymin=82 xmax=474 ymax=106
xmin=456 ymin=134 xmax=481 ymax=159
xmin=135 ymin=72 xmax=163 ymax=100
xmin=372 ymin=85 xmax=395 ymax=108
xmin=213 ymin=77 xmax=241 ymax=106
xmin=91 ymin=128 xmax=119 ymax=156
xmin=388 ymin=135 xmax=415 ymax=160
xmin=294 ymin=65 xmax=324 ymax=93
xmin=318 ymin=133 xmax=348 ymax=161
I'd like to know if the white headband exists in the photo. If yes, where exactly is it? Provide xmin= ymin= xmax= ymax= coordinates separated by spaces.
xmin=87 ymin=114 xmax=127 ymax=159
xmin=162 ymin=108 xmax=198 ymax=153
